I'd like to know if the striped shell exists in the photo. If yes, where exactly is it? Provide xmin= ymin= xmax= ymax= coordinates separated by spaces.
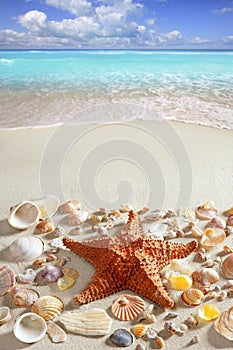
xmin=131 ymin=323 xmax=148 ymax=338
xmin=111 ymin=294 xmax=145 ymax=321
xmin=0 ymin=264 xmax=15 ymax=296
xmin=9 ymin=236 xmax=44 ymax=262
xmin=181 ymin=288 xmax=204 ymax=307
xmin=221 ymin=254 xmax=233 ymax=279
xmin=31 ymin=296 xmax=63 ymax=321
xmin=10 ymin=286 xmax=39 ymax=307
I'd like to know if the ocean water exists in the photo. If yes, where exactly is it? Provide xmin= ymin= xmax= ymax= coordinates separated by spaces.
xmin=0 ymin=50 xmax=233 ymax=129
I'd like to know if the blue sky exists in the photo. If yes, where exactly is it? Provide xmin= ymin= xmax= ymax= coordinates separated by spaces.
xmin=0 ymin=0 xmax=233 ymax=49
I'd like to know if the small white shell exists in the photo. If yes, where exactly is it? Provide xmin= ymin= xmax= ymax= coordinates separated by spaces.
xmin=9 ymin=236 xmax=44 ymax=262
xmin=68 ymin=211 xmax=88 ymax=226
xmin=14 ymin=312 xmax=47 ymax=343
xmin=33 ymin=194 xmax=60 ymax=218
xmin=8 ymin=201 xmax=40 ymax=230
xmin=18 ymin=269 xmax=37 ymax=284
xmin=0 ymin=306 xmax=11 ymax=325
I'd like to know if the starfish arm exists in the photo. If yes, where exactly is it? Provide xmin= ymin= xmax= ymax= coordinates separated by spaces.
xmin=115 ymin=211 xmax=144 ymax=246
xmin=165 ymin=240 xmax=198 ymax=261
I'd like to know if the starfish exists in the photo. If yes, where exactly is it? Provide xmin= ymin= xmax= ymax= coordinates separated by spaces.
xmin=63 ymin=210 xmax=197 ymax=308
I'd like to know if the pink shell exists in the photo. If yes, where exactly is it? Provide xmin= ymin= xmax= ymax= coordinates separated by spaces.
xmin=42 ymin=265 xmax=63 ymax=283
xmin=0 ymin=265 xmax=15 ymax=296
xmin=111 ymin=294 xmax=145 ymax=321
xmin=10 ymin=286 xmax=39 ymax=307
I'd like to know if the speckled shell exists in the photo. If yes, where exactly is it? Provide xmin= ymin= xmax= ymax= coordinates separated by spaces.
xmin=9 ymin=236 xmax=44 ymax=262
xmin=192 ymin=268 xmax=219 ymax=287
xmin=195 ymin=201 xmax=218 ymax=220
xmin=0 ymin=264 xmax=15 ymax=296
xmin=221 ymin=254 xmax=233 ymax=279
xmin=8 ymin=201 xmax=40 ymax=230
xmin=111 ymin=294 xmax=145 ymax=321
xmin=131 ymin=323 xmax=148 ymax=338
xmin=200 ymin=228 xmax=226 ymax=247
xmin=31 ymin=296 xmax=63 ymax=321
xmin=214 ymin=306 xmax=233 ymax=341
xmin=10 ymin=286 xmax=39 ymax=307
xmin=18 ymin=269 xmax=37 ymax=284
xmin=181 ymin=288 xmax=204 ymax=307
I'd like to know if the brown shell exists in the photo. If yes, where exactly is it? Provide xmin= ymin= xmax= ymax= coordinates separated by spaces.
xmin=221 ymin=254 xmax=233 ymax=279
xmin=31 ymin=296 xmax=63 ymax=321
xmin=195 ymin=201 xmax=218 ymax=220
xmin=181 ymin=288 xmax=204 ymax=307
xmin=200 ymin=228 xmax=226 ymax=247
xmin=10 ymin=286 xmax=39 ymax=307
xmin=214 ymin=306 xmax=233 ymax=341
xmin=0 ymin=264 xmax=15 ymax=296
xmin=131 ymin=323 xmax=148 ymax=338
xmin=112 ymin=294 xmax=145 ymax=320
xmin=192 ymin=268 xmax=219 ymax=287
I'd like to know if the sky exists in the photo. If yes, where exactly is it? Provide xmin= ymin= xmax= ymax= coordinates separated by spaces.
xmin=0 ymin=0 xmax=233 ymax=49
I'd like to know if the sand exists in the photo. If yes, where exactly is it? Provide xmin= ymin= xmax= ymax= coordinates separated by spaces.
xmin=0 ymin=120 xmax=233 ymax=350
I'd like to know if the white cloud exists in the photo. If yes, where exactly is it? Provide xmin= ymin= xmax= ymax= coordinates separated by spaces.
xmin=211 ymin=7 xmax=233 ymax=15
xmin=223 ymin=35 xmax=233 ymax=43
xmin=146 ymin=18 xmax=156 ymax=26
xmin=45 ymin=0 xmax=93 ymax=16
xmin=18 ymin=10 xmax=47 ymax=32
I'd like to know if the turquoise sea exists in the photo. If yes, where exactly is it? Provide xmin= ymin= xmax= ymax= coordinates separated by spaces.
xmin=0 ymin=50 xmax=233 ymax=129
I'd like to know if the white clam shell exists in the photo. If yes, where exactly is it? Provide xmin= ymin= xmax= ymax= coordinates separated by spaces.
xmin=0 ymin=306 xmax=11 ymax=326
xmin=33 ymin=194 xmax=60 ymax=218
xmin=9 ymin=236 xmax=44 ymax=262
xmin=8 ymin=201 xmax=40 ymax=230
xmin=14 ymin=312 xmax=47 ymax=343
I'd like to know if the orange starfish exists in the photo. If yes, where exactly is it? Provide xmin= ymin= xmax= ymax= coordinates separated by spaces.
xmin=63 ymin=211 xmax=197 ymax=308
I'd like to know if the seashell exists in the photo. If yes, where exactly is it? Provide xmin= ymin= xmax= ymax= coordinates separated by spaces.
xmin=42 ymin=265 xmax=63 ymax=283
xmin=18 ymin=269 xmax=37 ymax=284
xmin=10 ymin=286 xmax=39 ymax=307
xmin=164 ymin=321 xmax=177 ymax=334
xmin=60 ymin=308 xmax=112 ymax=336
xmin=227 ymin=215 xmax=233 ymax=226
xmin=53 ymin=225 xmax=64 ymax=237
xmin=50 ymin=238 xmax=65 ymax=249
xmin=197 ymin=303 xmax=220 ymax=320
xmin=59 ymin=200 xmax=81 ymax=214
xmin=14 ymin=312 xmax=47 ymax=343
xmin=200 ymin=228 xmax=226 ymax=247
xmin=131 ymin=323 xmax=148 ymax=338
xmin=8 ymin=201 xmax=40 ymax=230
xmin=62 ymin=267 xmax=79 ymax=279
xmin=9 ymin=236 xmax=44 ymax=262
xmin=185 ymin=315 xmax=198 ymax=327
xmin=192 ymin=268 xmax=219 ymax=287
xmin=36 ymin=219 xmax=55 ymax=234
xmin=109 ymin=329 xmax=133 ymax=347
xmin=47 ymin=253 xmax=58 ymax=262
xmin=221 ymin=253 xmax=233 ymax=279
xmin=47 ymin=320 xmax=66 ymax=343
xmin=176 ymin=323 xmax=188 ymax=335
xmin=219 ymin=291 xmax=227 ymax=301
xmin=120 ymin=204 xmax=134 ymax=213
xmin=57 ymin=276 xmax=75 ymax=291
xmin=68 ymin=211 xmax=89 ymax=226
xmin=214 ymin=306 xmax=233 ymax=341
xmin=191 ymin=225 xmax=204 ymax=237
xmin=191 ymin=335 xmax=199 ymax=344
xmin=169 ymin=274 xmax=192 ymax=290
xmin=225 ymin=226 xmax=233 ymax=236
xmin=146 ymin=327 xmax=158 ymax=339
xmin=169 ymin=259 xmax=193 ymax=276
xmin=206 ymin=217 xmax=226 ymax=230
xmin=195 ymin=201 xmax=218 ymax=220
xmin=33 ymin=194 xmax=59 ymax=218
xmin=137 ymin=304 xmax=156 ymax=323
xmin=136 ymin=344 xmax=147 ymax=350
xmin=33 ymin=257 xmax=47 ymax=267
xmin=0 ymin=306 xmax=11 ymax=325
xmin=155 ymin=336 xmax=165 ymax=348
xmin=181 ymin=288 xmax=204 ymax=307
xmin=223 ymin=245 xmax=233 ymax=254
xmin=58 ymin=256 xmax=71 ymax=267
xmin=0 ymin=264 xmax=15 ymax=296
xmin=32 ymin=296 xmax=63 ymax=321
xmin=111 ymin=294 xmax=145 ymax=321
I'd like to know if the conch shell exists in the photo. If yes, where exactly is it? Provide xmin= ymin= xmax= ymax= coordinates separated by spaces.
xmin=111 ymin=294 xmax=145 ymax=321
xmin=214 ymin=306 xmax=233 ymax=341
xmin=8 ymin=201 xmax=40 ymax=230
xmin=9 ymin=236 xmax=44 ymax=262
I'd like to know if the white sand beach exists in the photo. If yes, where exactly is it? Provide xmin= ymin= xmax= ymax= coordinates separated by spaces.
xmin=0 ymin=120 xmax=233 ymax=350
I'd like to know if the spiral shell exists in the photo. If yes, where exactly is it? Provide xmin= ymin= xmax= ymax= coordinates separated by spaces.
xmin=192 ymin=268 xmax=219 ymax=287
xmin=181 ymin=288 xmax=204 ymax=307
xmin=0 ymin=264 xmax=15 ymax=296
xmin=10 ymin=286 xmax=39 ymax=307
xmin=31 ymin=296 xmax=63 ymax=321
xmin=214 ymin=306 xmax=233 ymax=341
xmin=131 ymin=323 xmax=148 ymax=338
xmin=195 ymin=201 xmax=218 ymax=220
xmin=200 ymin=228 xmax=226 ymax=247
xmin=9 ymin=236 xmax=44 ymax=262
xmin=8 ymin=201 xmax=40 ymax=230
xmin=221 ymin=253 xmax=233 ymax=279
xmin=111 ymin=294 xmax=145 ymax=321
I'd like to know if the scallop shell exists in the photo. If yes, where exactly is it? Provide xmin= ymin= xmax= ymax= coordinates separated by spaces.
xmin=181 ymin=288 xmax=204 ymax=307
xmin=14 ymin=312 xmax=47 ymax=343
xmin=60 ymin=308 xmax=112 ymax=336
xmin=33 ymin=194 xmax=60 ymax=218
xmin=197 ymin=303 xmax=220 ymax=321
xmin=47 ymin=320 xmax=66 ymax=343
xmin=131 ymin=323 xmax=148 ymax=338
xmin=214 ymin=306 xmax=233 ymax=341
xmin=9 ymin=236 xmax=44 ymax=262
xmin=206 ymin=217 xmax=226 ymax=230
xmin=0 ymin=264 xmax=15 ymax=296
xmin=10 ymin=286 xmax=39 ymax=307
xmin=18 ymin=268 xmax=37 ymax=284
xmin=111 ymin=294 xmax=145 ymax=321
xmin=41 ymin=265 xmax=64 ymax=283
xmin=200 ymin=228 xmax=226 ymax=247
xmin=195 ymin=201 xmax=218 ymax=220
xmin=68 ymin=211 xmax=88 ymax=226
xmin=8 ymin=201 xmax=40 ymax=230
xmin=221 ymin=253 xmax=233 ymax=279
xmin=192 ymin=268 xmax=219 ymax=287
xmin=36 ymin=219 xmax=55 ymax=234
xmin=31 ymin=296 xmax=63 ymax=321
xmin=0 ymin=306 xmax=11 ymax=326
xmin=59 ymin=200 xmax=81 ymax=214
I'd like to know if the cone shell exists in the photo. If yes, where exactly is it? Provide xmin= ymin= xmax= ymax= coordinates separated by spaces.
xmin=9 ymin=236 xmax=44 ymax=262
xmin=47 ymin=321 xmax=66 ymax=343
xmin=0 ymin=306 xmax=11 ymax=326
xmin=33 ymin=194 xmax=60 ymax=218
xmin=10 ymin=286 xmax=39 ymax=307
xmin=200 ymin=228 xmax=226 ymax=247
xmin=31 ymin=296 xmax=63 ymax=321
xmin=59 ymin=308 xmax=112 ymax=336
xmin=192 ymin=268 xmax=219 ymax=287
xmin=195 ymin=201 xmax=218 ymax=220
xmin=198 ymin=303 xmax=220 ymax=321
xmin=221 ymin=253 xmax=233 ymax=279
xmin=214 ymin=306 xmax=233 ymax=341
xmin=0 ymin=264 xmax=15 ymax=296
xmin=131 ymin=323 xmax=148 ymax=338
xmin=111 ymin=294 xmax=145 ymax=321
xmin=181 ymin=288 xmax=204 ymax=307
xmin=8 ymin=201 xmax=40 ymax=230
xmin=14 ymin=312 xmax=47 ymax=343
